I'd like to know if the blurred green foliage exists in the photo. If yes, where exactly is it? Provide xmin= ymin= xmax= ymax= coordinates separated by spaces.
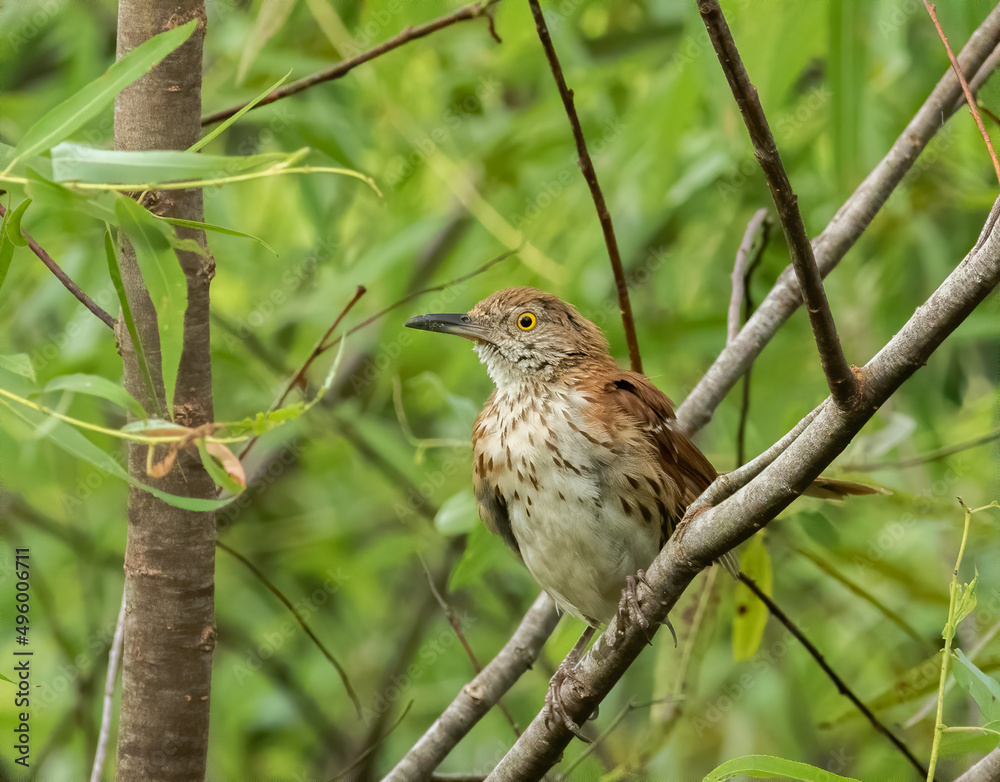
xmin=0 ymin=0 xmax=999 ymax=779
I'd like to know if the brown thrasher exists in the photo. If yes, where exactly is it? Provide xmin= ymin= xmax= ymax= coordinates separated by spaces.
xmin=405 ymin=286 xmax=872 ymax=731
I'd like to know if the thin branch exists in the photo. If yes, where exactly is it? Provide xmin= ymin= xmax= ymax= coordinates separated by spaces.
xmin=924 ymin=1 xmax=1000 ymax=186
xmin=421 ymin=558 xmax=521 ymax=735
xmin=201 ymin=1 xmax=501 ymax=126
xmin=738 ymin=573 xmax=928 ymax=777
xmin=483 ymin=194 xmax=1000 ymax=780
xmin=336 ymin=701 xmax=414 ymax=780
xmin=237 ymin=284 xmax=365 ymax=461
xmin=845 ymin=427 xmax=1000 ymax=471
xmin=676 ymin=2 xmax=1000 ymax=436
xmin=727 ymin=208 xmax=770 ymax=345
xmin=383 ymin=592 xmax=560 ymax=782
xmin=526 ymin=0 xmax=642 ymax=374
xmin=0 ymin=202 xmax=116 ymax=329
xmin=729 ymin=209 xmax=770 ymax=466
xmin=89 ymin=588 xmax=127 ymax=782
xmin=699 ymin=0 xmax=857 ymax=408
xmin=215 ymin=539 xmax=362 ymax=716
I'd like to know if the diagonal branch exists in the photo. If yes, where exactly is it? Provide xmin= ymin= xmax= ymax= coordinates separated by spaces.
xmin=201 ymin=0 xmax=501 ymax=126
xmin=699 ymin=0 xmax=856 ymax=407
xmin=0 ymin=202 xmax=116 ymax=330
xmin=484 ymin=193 xmax=1000 ymax=780
xmin=527 ymin=0 xmax=642 ymax=374
xmin=924 ymin=0 xmax=1000 ymax=186
xmin=677 ymin=2 xmax=1000 ymax=435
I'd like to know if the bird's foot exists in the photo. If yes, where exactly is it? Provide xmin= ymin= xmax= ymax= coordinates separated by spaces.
xmin=544 ymin=657 xmax=595 ymax=742
xmin=615 ymin=570 xmax=677 ymax=647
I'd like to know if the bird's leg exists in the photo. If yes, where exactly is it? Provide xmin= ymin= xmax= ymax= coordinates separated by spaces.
xmin=544 ymin=625 xmax=597 ymax=741
xmin=615 ymin=569 xmax=677 ymax=647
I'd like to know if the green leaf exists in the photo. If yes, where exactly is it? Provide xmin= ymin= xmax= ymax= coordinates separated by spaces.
xmin=43 ymin=374 xmax=145 ymax=418
xmin=51 ymin=143 xmax=291 ymax=186
xmin=157 ymin=216 xmax=275 ymax=254
xmin=4 ymin=199 xmax=31 ymax=247
xmin=237 ymin=0 xmax=299 ymax=84
xmin=0 ymin=354 xmax=35 ymax=383
xmin=104 ymin=228 xmax=162 ymax=418
xmin=113 ymin=195 xmax=187 ymax=412
xmin=0 ymin=393 xmax=233 ymax=511
xmin=945 ymin=569 xmax=979 ymax=641
xmin=703 ymin=754 xmax=861 ymax=782
xmin=191 ymin=69 xmax=292 ymax=151
xmin=24 ymin=169 xmax=116 ymax=223
xmin=936 ymin=726 xmax=1000 ymax=757
xmin=434 ymin=490 xmax=478 ymax=536
xmin=196 ymin=439 xmax=245 ymax=495
xmin=6 ymin=20 xmax=197 ymax=170
xmin=0 ymin=672 xmax=14 ymax=684
xmin=449 ymin=524 xmax=510 ymax=592
xmin=733 ymin=534 xmax=772 ymax=661
xmin=0 ymin=206 xmax=14 ymax=294
xmin=953 ymin=648 xmax=1000 ymax=723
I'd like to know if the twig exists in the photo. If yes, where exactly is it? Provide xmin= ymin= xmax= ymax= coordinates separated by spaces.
xmin=924 ymin=1 xmax=1000 ymax=187
xmin=699 ymin=0 xmax=857 ymax=408
xmin=421 ymin=557 xmax=521 ymax=735
xmin=0 ymin=202 xmax=116 ymax=329
xmin=526 ymin=0 xmax=642 ymax=374
xmin=728 ymin=209 xmax=771 ymax=466
xmin=237 ymin=285 xmax=365 ymax=461
xmin=215 ymin=539 xmax=362 ymax=716
xmin=844 ymin=427 xmax=1000 ymax=471
xmin=336 ymin=701 xmax=414 ymax=780
xmin=727 ymin=209 xmax=770 ymax=345
xmin=790 ymin=545 xmax=925 ymax=645
xmin=678 ymin=5 xmax=1000 ymax=437
xmin=738 ymin=573 xmax=929 ymax=778
xmin=201 ymin=1 xmax=501 ymax=126
xmin=89 ymin=588 xmax=127 ymax=782
xmin=383 ymin=592 xmax=560 ymax=782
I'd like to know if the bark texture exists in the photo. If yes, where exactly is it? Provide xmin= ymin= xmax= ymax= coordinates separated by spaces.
xmin=114 ymin=2 xmax=217 ymax=779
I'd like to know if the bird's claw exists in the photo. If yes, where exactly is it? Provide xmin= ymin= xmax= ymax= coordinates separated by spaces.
xmin=615 ymin=570 xmax=676 ymax=647
xmin=544 ymin=660 xmax=595 ymax=742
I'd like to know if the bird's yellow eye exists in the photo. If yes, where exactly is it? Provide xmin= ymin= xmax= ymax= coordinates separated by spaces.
xmin=517 ymin=312 xmax=537 ymax=331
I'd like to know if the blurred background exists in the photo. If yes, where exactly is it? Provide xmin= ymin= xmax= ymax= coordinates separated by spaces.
xmin=1 ymin=0 xmax=999 ymax=778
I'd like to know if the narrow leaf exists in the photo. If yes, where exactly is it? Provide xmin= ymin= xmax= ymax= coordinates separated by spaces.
xmin=113 ymin=196 xmax=186 ymax=412
xmin=237 ymin=0 xmax=298 ymax=84
xmin=7 ymin=21 xmax=196 ymax=170
xmin=703 ymin=754 xmax=862 ymax=782
xmin=0 ymin=354 xmax=35 ymax=383
xmin=0 ymin=207 xmax=13 ymax=293
xmin=4 ymin=199 xmax=31 ymax=247
xmin=190 ymin=70 xmax=292 ymax=153
xmin=25 ymin=168 xmax=116 ymax=223
xmin=733 ymin=534 xmax=772 ymax=661
xmin=157 ymin=215 xmax=275 ymax=254
xmin=43 ymin=373 xmax=145 ymax=417
xmin=52 ymin=143 xmax=290 ymax=185
xmin=953 ymin=648 xmax=1000 ymax=723
xmin=198 ymin=439 xmax=246 ymax=494
xmin=104 ymin=228 xmax=162 ymax=418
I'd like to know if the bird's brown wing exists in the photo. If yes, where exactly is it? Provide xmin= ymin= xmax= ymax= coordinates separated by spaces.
xmin=603 ymin=371 xmax=718 ymax=506
xmin=603 ymin=371 xmax=739 ymax=575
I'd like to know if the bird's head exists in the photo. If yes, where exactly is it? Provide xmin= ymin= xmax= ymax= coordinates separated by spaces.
xmin=405 ymin=287 xmax=613 ymax=390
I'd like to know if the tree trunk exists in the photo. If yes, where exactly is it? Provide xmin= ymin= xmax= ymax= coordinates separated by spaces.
xmin=114 ymin=2 xmax=217 ymax=779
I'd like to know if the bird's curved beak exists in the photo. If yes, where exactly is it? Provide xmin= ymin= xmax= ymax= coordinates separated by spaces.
xmin=404 ymin=313 xmax=496 ymax=345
